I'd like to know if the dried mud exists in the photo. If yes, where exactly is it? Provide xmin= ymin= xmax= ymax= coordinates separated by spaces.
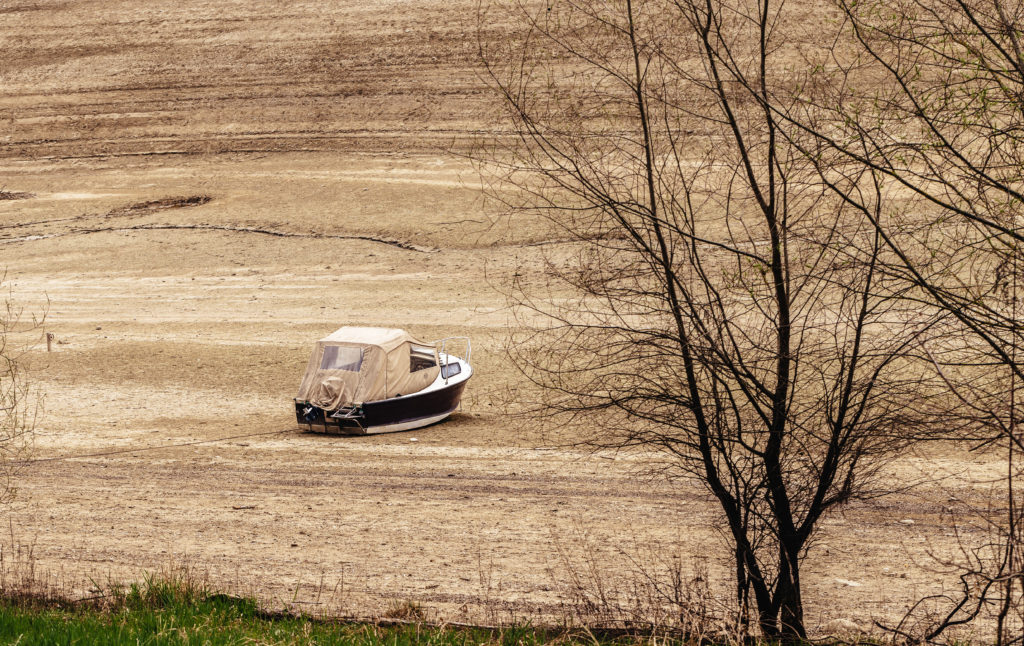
xmin=0 ymin=0 xmax=1003 ymax=635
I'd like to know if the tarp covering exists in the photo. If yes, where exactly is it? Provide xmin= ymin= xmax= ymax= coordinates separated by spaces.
xmin=296 ymin=327 xmax=440 ymax=410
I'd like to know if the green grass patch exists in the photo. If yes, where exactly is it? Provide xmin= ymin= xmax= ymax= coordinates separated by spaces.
xmin=0 ymin=574 xmax=648 ymax=646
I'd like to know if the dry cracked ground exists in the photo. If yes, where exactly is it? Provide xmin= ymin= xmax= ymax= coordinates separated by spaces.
xmin=0 ymin=0 xmax=1007 ymax=636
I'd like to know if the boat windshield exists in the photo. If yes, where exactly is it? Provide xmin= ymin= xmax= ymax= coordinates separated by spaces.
xmin=410 ymin=344 xmax=437 ymax=372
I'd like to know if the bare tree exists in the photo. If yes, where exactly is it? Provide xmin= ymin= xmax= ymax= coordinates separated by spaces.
xmin=0 ymin=282 xmax=38 ymax=506
xmin=480 ymin=0 xmax=943 ymax=638
xmin=777 ymin=0 xmax=1024 ymax=641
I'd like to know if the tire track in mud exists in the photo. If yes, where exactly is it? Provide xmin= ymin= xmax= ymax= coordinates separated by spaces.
xmin=0 ymin=195 xmax=212 ymax=230
xmin=1 ymin=130 xmax=493 ymax=161
xmin=0 ymin=195 xmax=436 ymax=252
xmin=28 ymin=457 xmax=701 ymax=505
xmin=1 ymin=74 xmax=486 ymax=111
xmin=0 ymin=223 xmax=436 ymax=253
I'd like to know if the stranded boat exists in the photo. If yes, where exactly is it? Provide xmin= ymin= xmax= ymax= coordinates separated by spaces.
xmin=294 ymin=326 xmax=472 ymax=434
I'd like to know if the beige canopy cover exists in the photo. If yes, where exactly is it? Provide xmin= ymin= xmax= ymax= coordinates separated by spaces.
xmin=296 ymin=327 xmax=440 ymax=410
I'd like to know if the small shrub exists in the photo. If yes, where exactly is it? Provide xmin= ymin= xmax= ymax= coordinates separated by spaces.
xmin=384 ymin=598 xmax=426 ymax=621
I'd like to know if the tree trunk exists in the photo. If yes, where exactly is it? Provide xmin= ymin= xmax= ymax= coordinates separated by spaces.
xmin=752 ymin=546 xmax=806 ymax=640
xmin=735 ymin=544 xmax=751 ymax=635
xmin=776 ymin=544 xmax=807 ymax=641
xmin=777 ymin=570 xmax=806 ymax=640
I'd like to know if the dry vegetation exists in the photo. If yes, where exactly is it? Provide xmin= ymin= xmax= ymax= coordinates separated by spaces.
xmin=0 ymin=0 xmax=1017 ymax=640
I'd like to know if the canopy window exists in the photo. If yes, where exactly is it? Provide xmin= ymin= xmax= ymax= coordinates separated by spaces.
xmin=320 ymin=346 xmax=363 ymax=371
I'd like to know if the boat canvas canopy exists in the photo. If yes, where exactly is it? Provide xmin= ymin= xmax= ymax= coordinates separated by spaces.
xmin=296 ymin=327 xmax=440 ymax=410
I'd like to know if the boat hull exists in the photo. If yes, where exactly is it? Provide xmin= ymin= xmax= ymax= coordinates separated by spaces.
xmin=295 ymin=377 xmax=469 ymax=435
